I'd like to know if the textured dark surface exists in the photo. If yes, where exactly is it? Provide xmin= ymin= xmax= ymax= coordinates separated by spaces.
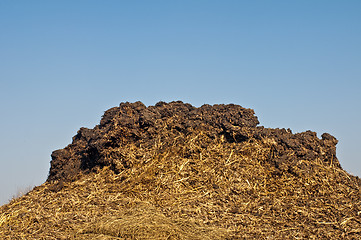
xmin=3 ymin=101 xmax=361 ymax=239
xmin=48 ymin=101 xmax=340 ymax=182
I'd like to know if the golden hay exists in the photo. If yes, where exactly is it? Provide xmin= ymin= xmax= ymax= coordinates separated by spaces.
xmin=80 ymin=201 xmax=229 ymax=239
xmin=1 ymin=102 xmax=360 ymax=239
xmin=1 ymin=134 xmax=360 ymax=239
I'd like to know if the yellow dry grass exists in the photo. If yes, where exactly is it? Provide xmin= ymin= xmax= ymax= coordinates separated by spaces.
xmin=1 ymin=130 xmax=360 ymax=239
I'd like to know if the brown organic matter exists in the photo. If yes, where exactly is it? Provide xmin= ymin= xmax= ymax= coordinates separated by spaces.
xmin=1 ymin=101 xmax=360 ymax=239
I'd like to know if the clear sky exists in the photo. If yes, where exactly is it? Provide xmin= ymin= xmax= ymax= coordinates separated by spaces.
xmin=1 ymin=1 xmax=360 ymax=205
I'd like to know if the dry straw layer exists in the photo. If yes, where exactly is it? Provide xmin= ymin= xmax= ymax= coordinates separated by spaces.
xmin=1 ymin=102 xmax=360 ymax=239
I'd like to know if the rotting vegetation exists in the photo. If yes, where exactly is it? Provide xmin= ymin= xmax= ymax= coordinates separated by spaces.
xmin=1 ymin=101 xmax=361 ymax=239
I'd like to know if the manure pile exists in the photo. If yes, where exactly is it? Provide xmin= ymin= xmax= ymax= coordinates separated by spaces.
xmin=1 ymin=101 xmax=361 ymax=239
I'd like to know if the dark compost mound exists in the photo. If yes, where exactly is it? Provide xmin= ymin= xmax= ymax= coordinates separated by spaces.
xmin=49 ymin=101 xmax=340 ymax=182
xmin=2 ymin=101 xmax=360 ymax=239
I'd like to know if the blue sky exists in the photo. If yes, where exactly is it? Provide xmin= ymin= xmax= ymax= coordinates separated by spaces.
xmin=1 ymin=1 xmax=360 ymax=205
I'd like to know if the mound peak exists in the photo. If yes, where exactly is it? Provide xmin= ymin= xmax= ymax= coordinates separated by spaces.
xmin=1 ymin=101 xmax=360 ymax=239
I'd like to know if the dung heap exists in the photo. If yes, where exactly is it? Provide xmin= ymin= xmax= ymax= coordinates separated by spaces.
xmin=1 ymin=101 xmax=360 ymax=239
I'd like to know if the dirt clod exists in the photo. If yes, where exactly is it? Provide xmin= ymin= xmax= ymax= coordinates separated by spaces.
xmin=48 ymin=101 xmax=341 ymax=182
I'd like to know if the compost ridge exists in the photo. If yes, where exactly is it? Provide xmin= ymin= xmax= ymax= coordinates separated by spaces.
xmin=48 ymin=101 xmax=341 ymax=183
xmin=2 ymin=101 xmax=361 ymax=239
